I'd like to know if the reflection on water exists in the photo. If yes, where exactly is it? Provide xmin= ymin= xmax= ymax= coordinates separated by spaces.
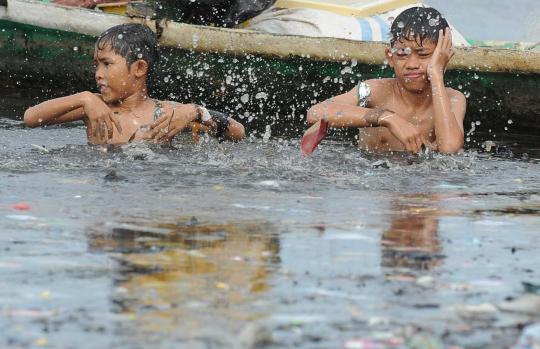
xmin=382 ymin=195 xmax=443 ymax=273
xmin=1 ymin=118 xmax=540 ymax=348
xmin=88 ymin=218 xmax=279 ymax=346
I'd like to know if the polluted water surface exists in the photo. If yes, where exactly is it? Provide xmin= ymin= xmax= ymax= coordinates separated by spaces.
xmin=1 ymin=103 xmax=540 ymax=349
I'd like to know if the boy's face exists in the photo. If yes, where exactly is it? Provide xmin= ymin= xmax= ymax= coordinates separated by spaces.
xmin=94 ymin=44 xmax=140 ymax=103
xmin=386 ymin=36 xmax=437 ymax=92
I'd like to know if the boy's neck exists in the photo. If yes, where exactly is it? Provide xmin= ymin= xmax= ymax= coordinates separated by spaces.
xmin=113 ymin=88 xmax=150 ymax=111
xmin=394 ymin=80 xmax=432 ymax=108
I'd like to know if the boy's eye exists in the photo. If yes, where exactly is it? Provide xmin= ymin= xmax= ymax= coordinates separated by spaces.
xmin=393 ymin=47 xmax=412 ymax=57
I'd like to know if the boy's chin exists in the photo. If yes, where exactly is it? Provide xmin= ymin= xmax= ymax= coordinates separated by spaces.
xmin=400 ymin=79 xmax=429 ymax=93
xmin=101 ymin=94 xmax=118 ymax=103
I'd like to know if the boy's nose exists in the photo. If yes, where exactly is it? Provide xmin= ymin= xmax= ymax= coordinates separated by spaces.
xmin=405 ymin=55 xmax=421 ymax=69
xmin=95 ymin=67 xmax=104 ymax=81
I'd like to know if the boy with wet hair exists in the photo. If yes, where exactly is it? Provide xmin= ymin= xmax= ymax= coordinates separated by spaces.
xmin=24 ymin=23 xmax=245 ymax=144
xmin=305 ymin=7 xmax=466 ymax=154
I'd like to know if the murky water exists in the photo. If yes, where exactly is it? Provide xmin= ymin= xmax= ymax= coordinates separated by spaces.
xmin=1 ymin=116 xmax=540 ymax=349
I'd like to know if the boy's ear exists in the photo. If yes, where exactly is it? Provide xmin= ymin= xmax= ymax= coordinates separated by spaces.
xmin=385 ymin=48 xmax=395 ymax=68
xmin=131 ymin=60 xmax=149 ymax=78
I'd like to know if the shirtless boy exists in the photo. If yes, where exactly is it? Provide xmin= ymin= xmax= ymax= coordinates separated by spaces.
xmin=24 ymin=23 xmax=245 ymax=144
xmin=306 ymin=7 xmax=466 ymax=154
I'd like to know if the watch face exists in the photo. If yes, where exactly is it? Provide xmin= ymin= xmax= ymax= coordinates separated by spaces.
xmin=200 ymin=107 xmax=212 ymax=123
xmin=358 ymin=82 xmax=371 ymax=108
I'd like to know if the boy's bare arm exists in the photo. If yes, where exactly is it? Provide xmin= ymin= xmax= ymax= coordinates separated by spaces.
xmin=428 ymin=28 xmax=466 ymax=154
xmin=306 ymin=86 xmax=388 ymax=128
xmin=221 ymin=119 xmax=245 ymax=141
xmin=306 ymin=82 xmax=427 ymax=152
xmin=24 ymin=92 xmax=91 ymax=127
xmin=24 ymin=92 xmax=122 ymax=142
xmin=147 ymin=102 xmax=246 ymax=142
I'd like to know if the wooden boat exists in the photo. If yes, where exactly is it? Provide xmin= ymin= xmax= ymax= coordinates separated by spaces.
xmin=1 ymin=0 xmax=539 ymax=137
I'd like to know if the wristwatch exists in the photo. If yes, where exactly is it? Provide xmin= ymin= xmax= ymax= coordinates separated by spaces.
xmin=208 ymin=110 xmax=230 ymax=141
xmin=357 ymin=81 xmax=371 ymax=107
xmin=197 ymin=106 xmax=212 ymax=123
xmin=196 ymin=106 xmax=230 ymax=141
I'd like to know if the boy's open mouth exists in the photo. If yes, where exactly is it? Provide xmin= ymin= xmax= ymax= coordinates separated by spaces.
xmin=98 ymin=84 xmax=109 ymax=93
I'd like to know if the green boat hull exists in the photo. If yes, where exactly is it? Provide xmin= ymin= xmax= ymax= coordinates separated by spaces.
xmin=1 ymin=18 xmax=539 ymax=138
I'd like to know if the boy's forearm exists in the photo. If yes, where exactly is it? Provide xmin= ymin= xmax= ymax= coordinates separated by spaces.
xmin=24 ymin=92 xmax=90 ymax=127
xmin=224 ymin=119 xmax=246 ymax=141
xmin=203 ymin=117 xmax=245 ymax=141
xmin=430 ymin=74 xmax=464 ymax=153
xmin=307 ymin=101 xmax=389 ymax=128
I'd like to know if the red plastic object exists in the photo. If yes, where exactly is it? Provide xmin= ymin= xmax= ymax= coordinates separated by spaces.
xmin=300 ymin=119 xmax=328 ymax=156
xmin=11 ymin=203 xmax=30 ymax=211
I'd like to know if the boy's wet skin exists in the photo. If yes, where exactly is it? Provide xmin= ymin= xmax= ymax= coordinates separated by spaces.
xmin=358 ymin=32 xmax=464 ymax=152
xmin=23 ymin=23 xmax=246 ymax=145
xmin=88 ymin=42 xmax=244 ymax=145
xmin=306 ymin=8 xmax=466 ymax=154
xmin=90 ymin=44 xmax=167 ymax=144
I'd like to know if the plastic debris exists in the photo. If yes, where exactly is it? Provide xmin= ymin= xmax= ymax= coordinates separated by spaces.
xmin=407 ymin=333 xmax=444 ymax=349
xmin=5 ymin=214 xmax=37 ymax=221
xmin=104 ymin=169 xmax=126 ymax=181
xmin=216 ymin=282 xmax=230 ymax=290
xmin=237 ymin=322 xmax=272 ymax=349
xmin=453 ymin=303 xmax=499 ymax=320
xmin=34 ymin=338 xmax=48 ymax=347
xmin=0 ymin=309 xmax=55 ymax=318
xmin=523 ymin=281 xmax=540 ymax=294
xmin=416 ymin=275 xmax=436 ymax=288
xmin=498 ymin=294 xmax=540 ymax=315
xmin=10 ymin=203 xmax=30 ymax=211
xmin=344 ymin=337 xmax=403 ymax=349
xmin=40 ymin=290 xmax=50 ymax=299
xmin=300 ymin=119 xmax=328 ymax=156
xmin=30 ymin=144 xmax=49 ymax=153
xmin=257 ymin=180 xmax=280 ymax=188
xmin=512 ymin=322 xmax=540 ymax=349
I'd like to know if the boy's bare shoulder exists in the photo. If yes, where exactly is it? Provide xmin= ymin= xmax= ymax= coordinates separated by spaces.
xmin=361 ymin=78 xmax=395 ymax=105
xmin=445 ymin=87 xmax=466 ymax=101
xmin=365 ymin=78 xmax=394 ymax=92
xmin=161 ymin=100 xmax=196 ymax=107
xmin=158 ymin=100 xmax=197 ymax=113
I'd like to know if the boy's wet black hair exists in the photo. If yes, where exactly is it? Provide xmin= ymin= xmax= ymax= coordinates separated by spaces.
xmin=95 ymin=23 xmax=159 ymax=75
xmin=390 ymin=7 xmax=449 ymax=47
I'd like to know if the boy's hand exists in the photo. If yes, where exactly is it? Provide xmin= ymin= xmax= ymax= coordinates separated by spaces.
xmin=82 ymin=92 xmax=122 ymax=143
xmin=428 ymin=28 xmax=454 ymax=79
xmin=145 ymin=108 xmax=197 ymax=143
xmin=380 ymin=114 xmax=427 ymax=153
